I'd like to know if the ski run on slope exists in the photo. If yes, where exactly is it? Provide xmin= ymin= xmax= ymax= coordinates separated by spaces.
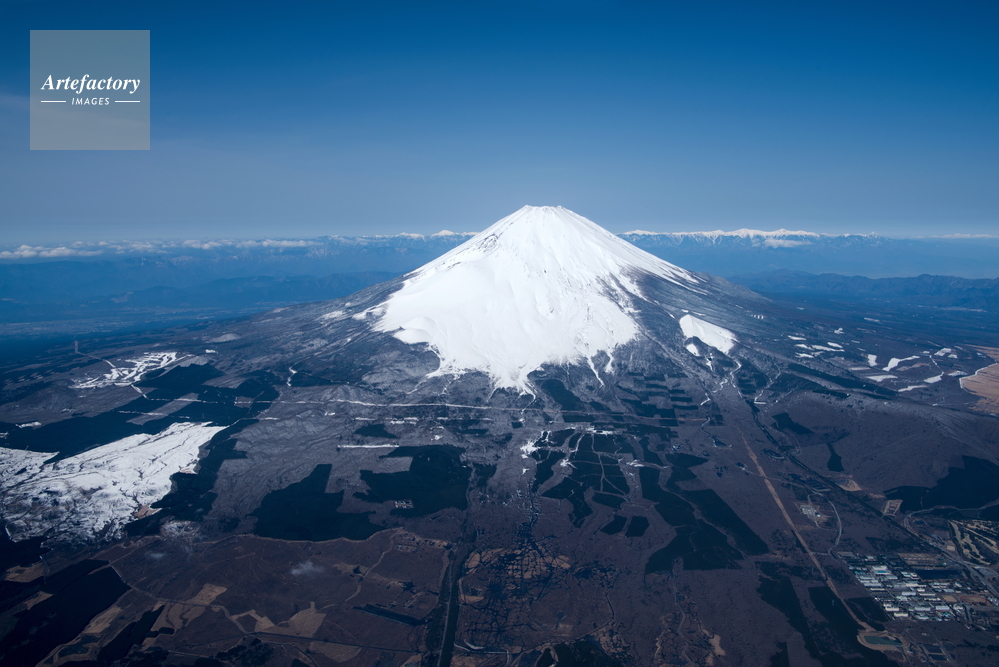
xmin=370 ymin=206 xmax=705 ymax=391
xmin=0 ymin=422 xmax=225 ymax=542
xmin=72 ymin=351 xmax=184 ymax=389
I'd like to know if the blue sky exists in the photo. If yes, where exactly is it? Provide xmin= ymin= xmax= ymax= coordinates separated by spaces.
xmin=2 ymin=0 xmax=997 ymax=242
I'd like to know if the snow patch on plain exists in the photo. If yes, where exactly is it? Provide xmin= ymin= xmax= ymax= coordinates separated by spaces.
xmin=796 ymin=343 xmax=838 ymax=353
xmin=866 ymin=375 xmax=897 ymax=382
xmin=520 ymin=436 xmax=544 ymax=459
xmin=679 ymin=315 xmax=737 ymax=355
xmin=867 ymin=354 xmax=878 ymax=367
xmin=0 ymin=422 xmax=225 ymax=542
xmin=373 ymin=206 xmax=705 ymax=391
xmin=883 ymin=356 xmax=919 ymax=372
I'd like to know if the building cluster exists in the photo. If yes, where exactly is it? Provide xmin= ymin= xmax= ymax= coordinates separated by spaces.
xmin=840 ymin=552 xmax=999 ymax=623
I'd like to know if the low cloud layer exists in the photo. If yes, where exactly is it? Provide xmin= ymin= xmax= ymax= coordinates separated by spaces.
xmin=0 ymin=244 xmax=104 ymax=259
xmin=0 ymin=238 xmax=323 ymax=259
xmin=290 ymin=560 xmax=324 ymax=576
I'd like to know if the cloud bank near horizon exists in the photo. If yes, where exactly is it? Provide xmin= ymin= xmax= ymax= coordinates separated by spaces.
xmin=3 ymin=228 xmax=997 ymax=262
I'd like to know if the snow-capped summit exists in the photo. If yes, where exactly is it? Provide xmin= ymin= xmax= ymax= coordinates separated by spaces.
xmin=372 ymin=206 xmax=707 ymax=391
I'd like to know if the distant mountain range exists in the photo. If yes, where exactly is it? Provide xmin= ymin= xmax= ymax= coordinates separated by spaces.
xmin=0 ymin=272 xmax=395 ymax=321
xmin=2 ymin=229 xmax=997 ymax=295
xmin=0 ymin=235 xmax=473 ymax=303
xmin=2 ymin=229 xmax=996 ymax=343
xmin=621 ymin=230 xmax=999 ymax=278
xmin=731 ymin=270 xmax=999 ymax=311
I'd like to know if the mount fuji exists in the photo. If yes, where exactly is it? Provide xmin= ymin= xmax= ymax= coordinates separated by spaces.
xmin=369 ymin=205 xmax=744 ymax=390
xmin=2 ymin=206 xmax=998 ymax=667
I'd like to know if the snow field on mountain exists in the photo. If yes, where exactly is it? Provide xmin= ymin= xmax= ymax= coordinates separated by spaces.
xmin=372 ymin=206 xmax=705 ymax=390
xmin=0 ymin=422 xmax=225 ymax=541
xmin=678 ymin=314 xmax=737 ymax=355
